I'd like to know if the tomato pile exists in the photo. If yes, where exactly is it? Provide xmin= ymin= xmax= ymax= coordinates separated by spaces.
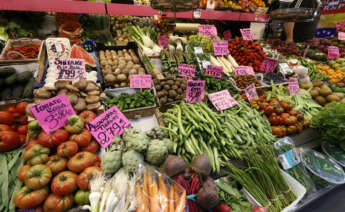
xmin=0 ymin=102 xmax=29 ymax=152
xmin=14 ymin=111 xmax=102 ymax=211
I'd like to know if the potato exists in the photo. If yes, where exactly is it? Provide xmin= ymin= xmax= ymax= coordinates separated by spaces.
xmin=159 ymin=96 xmax=168 ymax=105
xmin=132 ymin=56 xmax=139 ymax=64
xmin=105 ymin=74 xmax=116 ymax=83
xmin=167 ymin=98 xmax=174 ymax=103
xmin=171 ymin=85 xmax=178 ymax=90
xmin=117 ymin=74 xmax=127 ymax=82
xmin=164 ymin=84 xmax=170 ymax=90
xmin=120 ymin=82 xmax=127 ymax=87
xmin=169 ymin=90 xmax=177 ymax=98
xmin=155 ymin=85 xmax=162 ymax=91
xmin=129 ymin=69 xmax=137 ymax=75
xmin=138 ymin=67 xmax=145 ymax=74
xmin=157 ymin=91 xmax=165 ymax=97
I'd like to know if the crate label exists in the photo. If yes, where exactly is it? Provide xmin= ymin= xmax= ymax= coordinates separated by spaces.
xmin=208 ymin=89 xmax=238 ymax=111
xmin=198 ymin=25 xmax=217 ymax=38
xmin=178 ymin=64 xmax=196 ymax=78
xmin=54 ymin=58 xmax=86 ymax=81
xmin=194 ymin=47 xmax=204 ymax=54
xmin=87 ymin=105 xmax=131 ymax=148
xmin=328 ymin=46 xmax=340 ymax=59
xmin=339 ymin=32 xmax=345 ymax=40
xmin=213 ymin=40 xmax=229 ymax=56
xmin=223 ymin=30 xmax=232 ymax=40
xmin=288 ymin=78 xmax=301 ymax=96
xmin=158 ymin=34 xmax=169 ymax=47
xmin=261 ymin=58 xmax=278 ymax=72
xmin=234 ymin=66 xmax=255 ymax=76
xmin=186 ymin=80 xmax=205 ymax=104
xmin=245 ymin=83 xmax=258 ymax=102
xmin=240 ymin=28 xmax=253 ymax=40
xmin=30 ymin=94 xmax=76 ymax=133
xmin=130 ymin=74 xmax=152 ymax=88
xmin=205 ymin=65 xmax=223 ymax=78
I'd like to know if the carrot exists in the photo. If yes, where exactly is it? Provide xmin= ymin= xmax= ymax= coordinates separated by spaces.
xmin=168 ymin=185 xmax=175 ymax=212
xmin=136 ymin=183 xmax=143 ymax=212
xmin=149 ymin=179 xmax=159 ymax=212
xmin=143 ymin=172 xmax=150 ymax=211
xmin=158 ymin=175 xmax=169 ymax=212
xmin=175 ymin=189 xmax=186 ymax=212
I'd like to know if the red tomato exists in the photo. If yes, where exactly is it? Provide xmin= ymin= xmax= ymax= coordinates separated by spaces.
xmin=76 ymin=166 xmax=102 ymax=190
xmin=0 ymin=131 xmax=20 ymax=152
xmin=19 ymin=134 xmax=26 ymax=146
xmin=67 ymin=152 xmax=98 ymax=173
xmin=57 ymin=141 xmax=79 ymax=158
xmin=51 ymin=171 xmax=77 ymax=195
xmin=14 ymin=186 xmax=49 ymax=209
xmin=12 ymin=112 xmax=21 ymax=119
xmin=0 ymin=124 xmax=13 ymax=132
xmin=43 ymin=193 xmax=74 ymax=212
xmin=253 ymin=206 xmax=268 ymax=212
xmin=16 ymin=102 xmax=29 ymax=114
xmin=70 ymin=129 xmax=91 ymax=147
xmin=16 ymin=115 xmax=28 ymax=125
xmin=52 ymin=129 xmax=69 ymax=146
xmin=18 ymin=164 xmax=31 ymax=182
xmin=81 ymin=140 xmax=100 ymax=153
xmin=0 ymin=111 xmax=14 ymax=124
xmin=7 ymin=106 xmax=16 ymax=113
xmin=17 ymin=125 xmax=28 ymax=135
xmin=79 ymin=110 xmax=97 ymax=124
xmin=46 ymin=155 xmax=68 ymax=175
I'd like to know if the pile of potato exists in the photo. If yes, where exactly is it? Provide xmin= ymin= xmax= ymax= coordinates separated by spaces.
xmin=310 ymin=80 xmax=345 ymax=106
xmin=99 ymin=49 xmax=146 ymax=87
xmin=154 ymin=76 xmax=187 ymax=105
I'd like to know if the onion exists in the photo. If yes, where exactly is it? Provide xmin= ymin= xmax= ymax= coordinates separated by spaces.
xmin=191 ymin=153 xmax=211 ymax=176
xmin=163 ymin=155 xmax=186 ymax=177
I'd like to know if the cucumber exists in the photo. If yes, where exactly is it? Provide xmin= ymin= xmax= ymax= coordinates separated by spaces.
xmin=0 ymin=67 xmax=16 ymax=77
xmin=12 ymin=85 xmax=24 ymax=100
xmin=1 ymin=87 xmax=12 ymax=100
xmin=5 ymin=73 xmax=17 ymax=85
xmin=23 ymin=78 xmax=35 ymax=98
xmin=17 ymin=71 xmax=33 ymax=83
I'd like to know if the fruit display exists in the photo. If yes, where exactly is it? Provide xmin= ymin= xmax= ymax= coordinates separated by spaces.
xmin=309 ymin=80 xmax=345 ymax=106
xmin=316 ymin=63 xmax=345 ymax=86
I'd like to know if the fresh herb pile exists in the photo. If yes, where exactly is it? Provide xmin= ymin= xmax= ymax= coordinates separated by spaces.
xmin=104 ymin=90 xmax=155 ymax=111
xmin=199 ymin=74 xmax=238 ymax=94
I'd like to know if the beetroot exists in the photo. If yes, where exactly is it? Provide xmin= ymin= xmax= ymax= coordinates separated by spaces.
xmin=191 ymin=153 xmax=212 ymax=176
xmin=163 ymin=155 xmax=186 ymax=177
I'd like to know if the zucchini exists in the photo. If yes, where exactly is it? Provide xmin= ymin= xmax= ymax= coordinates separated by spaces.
xmin=5 ymin=73 xmax=17 ymax=85
xmin=0 ymin=67 xmax=16 ymax=77
xmin=12 ymin=86 xmax=24 ymax=100
xmin=23 ymin=78 xmax=35 ymax=98
xmin=17 ymin=71 xmax=33 ymax=83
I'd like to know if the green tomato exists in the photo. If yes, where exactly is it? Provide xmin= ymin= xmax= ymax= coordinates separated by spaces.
xmin=74 ymin=190 xmax=90 ymax=205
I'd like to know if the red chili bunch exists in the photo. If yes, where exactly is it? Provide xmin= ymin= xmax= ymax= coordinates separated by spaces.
xmin=175 ymin=174 xmax=201 ymax=212
xmin=228 ymin=37 xmax=266 ymax=71
xmin=5 ymin=44 xmax=40 ymax=60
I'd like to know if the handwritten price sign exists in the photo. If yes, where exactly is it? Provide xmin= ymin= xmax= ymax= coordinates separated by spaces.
xmin=223 ymin=30 xmax=232 ymax=40
xmin=240 ymin=28 xmax=253 ymax=40
xmin=178 ymin=64 xmax=196 ymax=78
xmin=213 ymin=40 xmax=229 ymax=56
xmin=245 ymin=83 xmax=258 ymax=102
xmin=194 ymin=47 xmax=203 ymax=54
xmin=339 ymin=32 xmax=345 ymax=40
xmin=158 ymin=34 xmax=169 ymax=47
xmin=234 ymin=66 xmax=255 ymax=76
xmin=261 ymin=58 xmax=278 ymax=72
xmin=328 ymin=46 xmax=340 ymax=59
xmin=206 ymin=65 xmax=223 ymax=78
xmin=54 ymin=58 xmax=86 ymax=81
xmin=186 ymin=80 xmax=205 ymax=104
xmin=288 ymin=78 xmax=301 ymax=96
xmin=30 ymin=94 xmax=76 ymax=133
xmin=87 ymin=105 xmax=131 ymax=148
xmin=208 ymin=89 xmax=238 ymax=111
xmin=130 ymin=75 xmax=152 ymax=89
xmin=198 ymin=25 xmax=217 ymax=38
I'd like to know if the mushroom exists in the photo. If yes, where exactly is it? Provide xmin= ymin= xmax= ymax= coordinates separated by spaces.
xmin=86 ymin=95 xmax=100 ymax=104
xmin=34 ymin=88 xmax=51 ymax=99
xmin=55 ymin=81 xmax=71 ymax=90
xmin=57 ymin=89 xmax=68 ymax=95
xmin=74 ymin=98 xmax=86 ymax=112
xmin=88 ymin=90 xmax=101 ymax=96
xmin=87 ymin=102 xmax=101 ymax=111
xmin=85 ymin=82 xmax=98 ymax=92
xmin=74 ymin=80 xmax=88 ymax=91
xmin=65 ymin=84 xmax=79 ymax=92
xmin=66 ymin=92 xmax=79 ymax=105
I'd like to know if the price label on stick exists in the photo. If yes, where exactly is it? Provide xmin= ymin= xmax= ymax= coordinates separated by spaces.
xmin=213 ymin=40 xmax=229 ymax=56
xmin=178 ymin=64 xmax=196 ymax=78
xmin=30 ymin=94 xmax=76 ymax=133
xmin=240 ymin=28 xmax=253 ymax=41
xmin=205 ymin=65 xmax=223 ymax=78
xmin=87 ymin=105 xmax=131 ymax=148
xmin=223 ymin=30 xmax=232 ymax=40
xmin=288 ymin=78 xmax=301 ymax=96
xmin=261 ymin=58 xmax=278 ymax=72
xmin=198 ymin=25 xmax=217 ymax=38
xmin=328 ymin=46 xmax=340 ymax=59
xmin=158 ymin=34 xmax=169 ymax=47
xmin=194 ymin=47 xmax=203 ymax=54
xmin=130 ymin=74 xmax=152 ymax=88
xmin=234 ymin=66 xmax=255 ymax=76
xmin=208 ymin=89 xmax=238 ymax=111
xmin=186 ymin=80 xmax=205 ymax=104
xmin=54 ymin=58 xmax=86 ymax=81
xmin=245 ymin=83 xmax=258 ymax=102
xmin=339 ymin=32 xmax=345 ymax=40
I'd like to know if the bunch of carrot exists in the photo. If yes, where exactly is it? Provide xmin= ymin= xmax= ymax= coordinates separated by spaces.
xmin=136 ymin=170 xmax=186 ymax=212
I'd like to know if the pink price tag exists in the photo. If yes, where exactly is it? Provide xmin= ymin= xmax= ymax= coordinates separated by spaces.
xmin=205 ymin=65 xmax=223 ymax=78
xmin=208 ymin=89 xmax=238 ymax=111
xmin=240 ymin=28 xmax=253 ymax=40
xmin=245 ymin=83 xmax=258 ymax=102
xmin=87 ymin=105 xmax=131 ymax=148
xmin=213 ymin=40 xmax=229 ymax=56
xmin=223 ymin=30 xmax=232 ymax=40
xmin=186 ymin=80 xmax=205 ymax=104
xmin=178 ymin=64 xmax=196 ymax=78
xmin=54 ymin=58 xmax=86 ymax=81
xmin=336 ymin=21 xmax=345 ymax=31
xmin=328 ymin=46 xmax=340 ymax=59
xmin=288 ymin=78 xmax=301 ymax=96
xmin=234 ymin=66 xmax=255 ymax=76
xmin=198 ymin=25 xmax=217 ymax=38
xmin=30 ymin=94 xmax=76 ymax=133
xmin=130 ymin=74 xmax=152 ymax=88
xmin=339 ymin=32 xmax=345 ymax=40
xmin=261 ymin=58 xmax=278 ymax=72
xmin=158 ymin=34 xmax=169 ymax=47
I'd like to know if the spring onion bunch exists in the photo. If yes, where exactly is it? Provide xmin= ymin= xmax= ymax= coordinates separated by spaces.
xmin=128 ymin=26 xmax=161 ymax=57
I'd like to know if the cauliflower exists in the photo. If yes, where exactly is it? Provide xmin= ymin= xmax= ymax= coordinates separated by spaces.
xmin=101 ymin=150 xmax=122 ymax=176
xmin=146 ymin=139 xmax=169 ymax=166
xmin=123 ymin=128 xmax=149 ymax=153
xmin=122 ymin=150 xmax=144 ymax=173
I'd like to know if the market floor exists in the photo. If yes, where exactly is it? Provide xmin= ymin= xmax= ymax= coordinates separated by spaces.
xmin=297 ymin=185 xmax=345 ymax=212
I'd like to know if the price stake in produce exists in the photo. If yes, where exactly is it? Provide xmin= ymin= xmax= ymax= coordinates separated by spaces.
xmin=223 ymin=30 xmax=232 ymax=40
xmin=198 ymin=25 xmax=218 ymax=38
xmin=158 ymin=34 xmax=169 ymax=47
xmin=130 ymin=74 xmax=152 ymax=88
xmin=54 ymin=58 xmax=86 ymax=80
xmin=288 ymin=78 xmax=301 ymax=96
xmin=178 ymin=64 xmax=196 ymax=78
xmin=240 ymin=28 xmax=253 ymax=41
xmin=328 ymin=46 xmax=340 ymax=59
xmin=30 ymin=94 xmax=76 ymax=133
xmin=208 ymin=89 xmax=238 ymax=111
xmin=205 ymin=65 xmax=223 ymax=78
xmin=194 ymin=47 xmax=203 ymax=54
xmin=234 ymin=66 xmax=255 ymax=76
xmin=245 ymin=83 xmax=258 ymax=102
xmin=213 ymin=40 xmax=229 ymax=56
xmin=186 ymin=80 xmax=205 ymax=104
xmin=339 ymin=32 xmax=345 ymax=41
xmin=87 ymin=105 xmax=131 ymax=148
xmin=261 ymin=58 xmax=278 ymax=72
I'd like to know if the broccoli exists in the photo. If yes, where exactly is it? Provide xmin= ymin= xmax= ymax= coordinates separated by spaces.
xmin=122 ymin=150 xmax=144 ymax=173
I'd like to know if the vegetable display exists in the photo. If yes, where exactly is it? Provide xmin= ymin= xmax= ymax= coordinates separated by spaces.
xmin=199 ymin=74 xmax=238 ymax=94
xmin=104 ymin=89 xmax=155 ymax=110
xmin=309 ymin=80 xmax=345 ymax=106
xmin=154 ymin=76 xmax=187 ymax=105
